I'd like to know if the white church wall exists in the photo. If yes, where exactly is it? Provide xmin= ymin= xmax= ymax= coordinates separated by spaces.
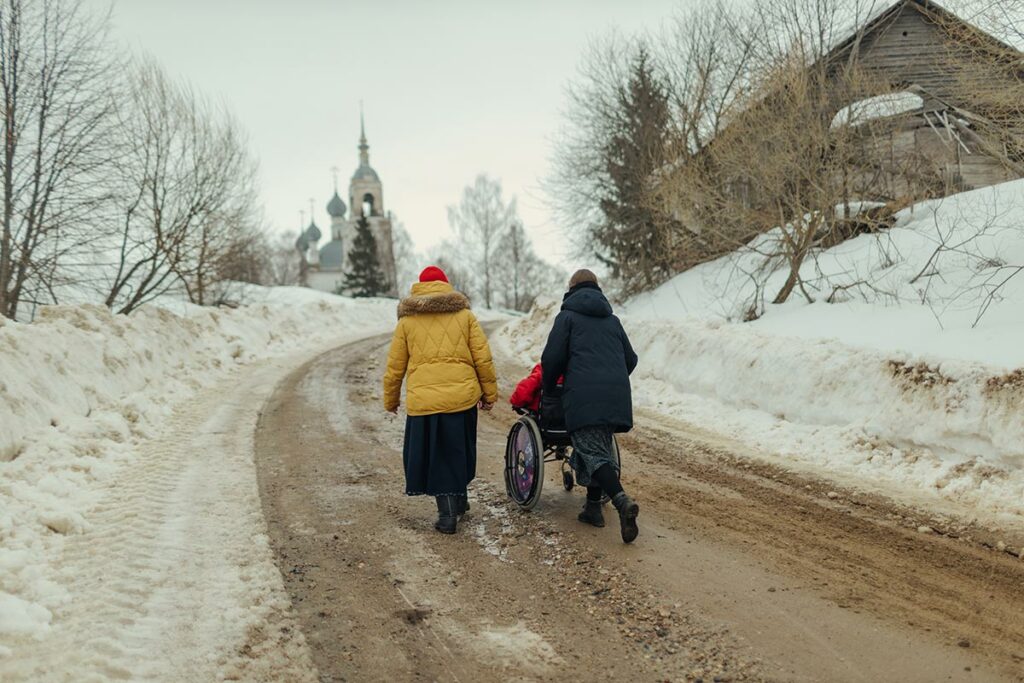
xmin=308 ymin=271 xmax=343 ymax=295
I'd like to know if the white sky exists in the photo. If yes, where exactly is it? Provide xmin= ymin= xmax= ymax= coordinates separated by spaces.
xmin=92 ymin=0 xmax=684 ymax=258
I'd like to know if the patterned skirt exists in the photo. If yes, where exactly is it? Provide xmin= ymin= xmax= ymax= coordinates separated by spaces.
xmin=569 ymin=426 xmax=619 ymax=487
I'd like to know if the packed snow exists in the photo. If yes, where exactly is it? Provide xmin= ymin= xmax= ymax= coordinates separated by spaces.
xmin=496 ymin=180 xmax=1024 ymax=530
xmin=831 ymin=90 xmax=924 ymax=128
xmin=629 ymin=180 xmax=1024 ymax=367
xmin=0 ymin=287 xmax=395 ymax=677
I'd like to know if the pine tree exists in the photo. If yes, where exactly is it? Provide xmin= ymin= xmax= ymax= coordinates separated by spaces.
xmin=341 ymin=216 xmax=390 ymax=297
xmin=597 ymin=45 xmax=676 ymax=294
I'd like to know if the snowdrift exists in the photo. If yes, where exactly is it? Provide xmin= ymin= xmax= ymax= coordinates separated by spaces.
xmin=630 ymin=179 xmax=1024 ymax=368
xmin=496 ymin=180 xmax=1024 ymax=529
xmin=0 ymin=289 xmax=396 ymax=641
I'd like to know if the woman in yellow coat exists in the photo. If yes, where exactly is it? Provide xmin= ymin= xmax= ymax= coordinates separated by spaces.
xmin=383 ymin=266 xmax=499 ymax=534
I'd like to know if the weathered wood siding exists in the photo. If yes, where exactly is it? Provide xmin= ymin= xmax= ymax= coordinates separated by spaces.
xmin=843 ymin=114 xmax=1017 ymax=201
xmin=845 ymin=5 xmax=962 ymax=99
xmin=826 ymin=3 xmax=1020 ymax=198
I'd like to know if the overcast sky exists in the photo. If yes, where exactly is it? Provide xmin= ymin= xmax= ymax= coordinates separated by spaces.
xmin=92 ymin=0 xmax=683 ymax=259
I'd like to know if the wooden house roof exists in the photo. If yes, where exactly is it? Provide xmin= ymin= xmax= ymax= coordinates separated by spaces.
xmin=826 ymin=0 xmax=1020 ymax=67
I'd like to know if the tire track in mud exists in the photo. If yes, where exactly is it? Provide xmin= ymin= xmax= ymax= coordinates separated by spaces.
xmin=255 ymin=335 xmax=766 ymax=682
xmin=613 ymin=416 xmax=1024 ymax=677
xmin=257 ymin=333 xmax=1022 ymax=682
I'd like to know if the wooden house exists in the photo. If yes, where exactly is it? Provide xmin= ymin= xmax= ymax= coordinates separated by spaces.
xmin=663 ymin=0 xmax=1022 ymax=261
xmin=824 ymin=0 xmax=1023 ymax=197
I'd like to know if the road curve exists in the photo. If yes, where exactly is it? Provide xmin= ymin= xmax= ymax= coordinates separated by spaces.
xmin=255 ymin=333 xmax=1024 ymax=682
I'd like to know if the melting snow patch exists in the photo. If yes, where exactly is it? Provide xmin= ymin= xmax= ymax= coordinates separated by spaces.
xmin=477 ymin=621 xmax=563 ymax=669
xmin=470 ymin=484 xmax=516 ymax=562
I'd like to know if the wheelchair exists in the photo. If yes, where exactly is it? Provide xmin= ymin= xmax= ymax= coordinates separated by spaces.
xmin=503 ymin=392 xmax=621 ymax=510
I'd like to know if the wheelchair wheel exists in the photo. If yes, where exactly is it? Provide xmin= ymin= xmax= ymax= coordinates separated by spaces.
xmin=504 ymin=417 xmax=544 ymax=510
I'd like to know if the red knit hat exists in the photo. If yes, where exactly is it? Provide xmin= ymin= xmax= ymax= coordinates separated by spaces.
xmin=419 ymin=265 xmax=449 ymax=283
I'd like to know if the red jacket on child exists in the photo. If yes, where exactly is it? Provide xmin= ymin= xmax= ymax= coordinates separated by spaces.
xmin=510 ymin=364 xmax=562 ymax=411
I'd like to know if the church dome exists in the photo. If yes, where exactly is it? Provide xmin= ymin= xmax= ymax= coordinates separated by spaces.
xmin=352 ymin=163 xmax=380 ymax=182
xmin=305 ymin=221 xmax=322 ymax=243
xmin=295 ymin=231 xmax=309 ymax=253
xmin=319 ymin=239 xmax=344 ymax=270
xmin=326 ymin=192 xmax=347 ymax=218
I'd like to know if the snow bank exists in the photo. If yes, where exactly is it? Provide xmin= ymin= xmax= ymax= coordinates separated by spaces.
xmin=0 ymin=289 xmax=395 ymax=642
xmin=497 ymin=303 xmax=1024 ymax=528
xmin=629 ymin=179 xmax=1024 ymax=367
xmin=496 ymin=181 xmax=1024 ymax=528
xmin=831 ymin=91 xmax=923 ymax=128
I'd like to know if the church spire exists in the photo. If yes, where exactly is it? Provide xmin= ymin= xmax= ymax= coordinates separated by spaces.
xmin=358 ymin=101 xmax=370 ymax=167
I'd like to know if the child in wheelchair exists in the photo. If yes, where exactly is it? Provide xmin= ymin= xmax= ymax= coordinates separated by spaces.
xmin=506 ymin=362 xmax=627 ymax=529
xmin=504 ymin=270 xmax=639 ymax=544
xmin=509 ymin=363 xmax=546 ymax=413
xmin=510 ymin=363 xmax=566 ymax=430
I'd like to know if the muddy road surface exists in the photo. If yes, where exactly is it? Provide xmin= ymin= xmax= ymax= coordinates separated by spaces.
xmin=255 ymin=334 xmax=1024 ymax=682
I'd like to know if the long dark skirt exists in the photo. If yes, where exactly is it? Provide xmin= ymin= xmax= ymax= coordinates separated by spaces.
xmin=403 ymin=407 xmax=478 ymax=497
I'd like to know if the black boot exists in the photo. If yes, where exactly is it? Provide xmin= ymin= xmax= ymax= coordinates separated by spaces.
xmin=612 ymin=492 xmax=639 ymax=544
xmin=434 ymin=496 xmax=458 ymax=534
xmin=578 ymin=499 xmax=605 ymax=528
xmin=456 ymin=496 xmax=470 ymax=517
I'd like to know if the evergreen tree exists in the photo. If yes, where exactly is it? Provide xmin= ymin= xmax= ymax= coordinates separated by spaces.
xmin=341 ymin=216 xmax=390 ymax=297
xmin=596 ymin=45 xmax=676 ymax=294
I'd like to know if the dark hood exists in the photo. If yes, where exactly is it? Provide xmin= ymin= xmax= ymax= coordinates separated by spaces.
xmin=561 ymin=281 xmax=613 ymax=318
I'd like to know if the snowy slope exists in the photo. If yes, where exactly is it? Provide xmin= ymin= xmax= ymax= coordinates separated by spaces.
xmin=495 ymin=180 xmax=1024 ymax=530
xmin=0 ymin=288 xmax=395 ymax=672
xmin=629 ymin=180 xmax=1024 ymax=367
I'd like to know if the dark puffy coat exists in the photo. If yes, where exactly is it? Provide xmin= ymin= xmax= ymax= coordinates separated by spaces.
xmin=540 ymin=282 xmax=638 ymax=433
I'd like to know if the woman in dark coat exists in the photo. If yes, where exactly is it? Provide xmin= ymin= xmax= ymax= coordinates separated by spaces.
xmin=541 ymin=269 xmax=640 ymax=543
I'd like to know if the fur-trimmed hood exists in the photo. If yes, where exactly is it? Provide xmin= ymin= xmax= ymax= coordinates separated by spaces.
xmin=397 ymin=280 xmax=471 ymax=318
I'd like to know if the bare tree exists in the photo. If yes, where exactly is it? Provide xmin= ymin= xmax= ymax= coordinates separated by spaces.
xmin=263 ymin=230 xmax=301 ymax=287
xmin=932 ymin=2 xmax=1024 ymax=176
xmin=390 ymin=220 xmax=419 ymax=295
xmin=494 ymin=221 xmax=529 ymax=311
xmin=0 ymin=0 xmax=117 ymax=320
xmin=649 ymin=0 xmax=960 ymax=313
xmin=489 ymin=221 xmax=567 ymax=312
xmin=446 ymin=174 xmax=516 ymax=308
xmin=173 ymin=147 xmax=259 ymax=306
xmin=547 ymin=34 xmax=633 ymax=260
xmin=548 ymin=35 xmax=683 ymax=294
xmin=200 ymin=218 xmax=273 ymax=305
xmin=426 ymin=241 xmax=474 ymax=299
xmin=660 ymin=1 xmax=762 ymax=159
xmin=102 ymin=59 xmax=259 ymax=313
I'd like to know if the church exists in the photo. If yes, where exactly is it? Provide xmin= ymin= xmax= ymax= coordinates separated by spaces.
xmin=296 ymin=115 xmax=398 ymax=296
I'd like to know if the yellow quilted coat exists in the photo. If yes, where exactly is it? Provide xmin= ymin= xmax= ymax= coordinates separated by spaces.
xmin=383 ymin=280 xmax=499 ymax=415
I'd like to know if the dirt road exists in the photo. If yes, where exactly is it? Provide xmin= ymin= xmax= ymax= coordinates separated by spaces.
xmin=255 ymin=334 xmax=1024 ymax=682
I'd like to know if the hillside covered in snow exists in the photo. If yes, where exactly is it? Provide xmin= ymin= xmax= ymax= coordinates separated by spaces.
xmin=496 ymin=179 xmax=1024 ymax=530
